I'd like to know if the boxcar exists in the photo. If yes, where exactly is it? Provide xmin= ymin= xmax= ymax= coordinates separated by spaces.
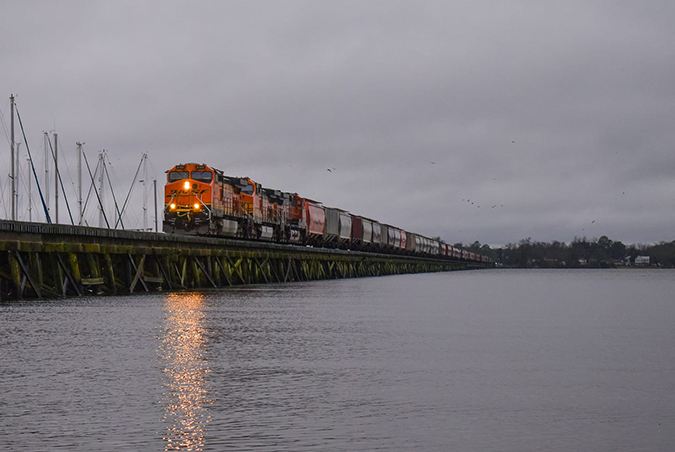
xmin=351 ymin=216 xmax=363 ymax=246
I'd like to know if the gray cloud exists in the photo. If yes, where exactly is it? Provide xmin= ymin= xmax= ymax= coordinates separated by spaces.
xmin=1 ymin=0 xmax=674 ymax=244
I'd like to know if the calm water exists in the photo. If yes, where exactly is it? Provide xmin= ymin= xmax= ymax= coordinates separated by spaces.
xmin=2 ymin=269 xmax=674 ymax=451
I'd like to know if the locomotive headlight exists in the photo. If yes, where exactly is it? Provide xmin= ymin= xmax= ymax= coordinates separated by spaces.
xmin=183 ymin=181 xmax=190 ymax=190
xmin=194 ymin=203 xmax=201 ymax=210
xmin=169 ymin=203 xmax=176 ymax=210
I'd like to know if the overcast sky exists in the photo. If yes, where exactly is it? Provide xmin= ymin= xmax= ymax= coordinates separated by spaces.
xmin=1 ymin=0 xmax=674 ymax=245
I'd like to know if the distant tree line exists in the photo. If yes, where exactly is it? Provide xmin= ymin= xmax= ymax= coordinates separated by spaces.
xmin=451 ymin=236 xmax=675 ymax=268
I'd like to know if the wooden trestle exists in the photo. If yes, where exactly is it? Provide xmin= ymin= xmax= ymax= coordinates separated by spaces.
xmin=0 ymin=221 xmax=484 ymax=301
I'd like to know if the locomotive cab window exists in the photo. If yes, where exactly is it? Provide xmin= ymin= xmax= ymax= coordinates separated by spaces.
xmin=191 ymin=171 xmax=213 ymax=183
xmin=241 ymin=184 xmax=254 ymax=195
xmin=169 ymin=171 xmax=189 ymax=181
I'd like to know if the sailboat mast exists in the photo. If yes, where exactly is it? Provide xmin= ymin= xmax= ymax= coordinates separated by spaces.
xmin=142 ymin=154 xmax=148 ymax=231
xmin=10 ymin=95 xmax=15 ymax=221
xmin=153 ymin=179 xmax=158 ymax=233
xmin=98 ymin=151 xmax=105 ymax=228
xmin=43 ymin=132 xmax=50 ymax=218
xmin=15 ymin=143 xmax=20 ymax=218
xmin=27 ymin=155 xmax=32 ymax=222
xmin=54 ymin=133 xmax=59 ymax=223
xmin=77 ymin=142 xmax=83 ymax=225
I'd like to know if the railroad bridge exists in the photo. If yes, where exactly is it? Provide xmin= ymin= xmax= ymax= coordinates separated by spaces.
xmin=0 ymin=220 xmax=487 ymax=301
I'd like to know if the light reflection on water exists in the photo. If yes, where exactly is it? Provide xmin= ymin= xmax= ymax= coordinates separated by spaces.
xmin=159 ymin=292 xmax=212 ymax=451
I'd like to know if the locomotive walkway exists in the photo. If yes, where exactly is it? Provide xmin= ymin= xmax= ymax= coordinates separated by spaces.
xmin=0 ymin=220 xmax=488 ymax=300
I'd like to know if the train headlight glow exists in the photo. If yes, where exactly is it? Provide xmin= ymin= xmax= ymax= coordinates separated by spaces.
xmin=183 ymin=181 xmax=190 ymax=190
xmin=194 ymin=203 xmax=201 ymax=210
xmin=169 ymin=203 xmax=176 ymax=210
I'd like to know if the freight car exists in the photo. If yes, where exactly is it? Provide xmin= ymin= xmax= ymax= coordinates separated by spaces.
xmin=163 ymin=163 xmax=493 ymax=264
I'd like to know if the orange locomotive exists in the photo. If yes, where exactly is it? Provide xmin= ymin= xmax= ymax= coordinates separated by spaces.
xmin=164 ymin=163 xmax=309 ymax=241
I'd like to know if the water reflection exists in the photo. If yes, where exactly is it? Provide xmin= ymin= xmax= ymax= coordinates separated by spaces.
xmin=159 ymin=293 xmax=212 ymax=451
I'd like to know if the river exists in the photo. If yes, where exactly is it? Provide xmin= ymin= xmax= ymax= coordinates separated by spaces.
xmin=2 ymin=269 xmax=674 ymax=451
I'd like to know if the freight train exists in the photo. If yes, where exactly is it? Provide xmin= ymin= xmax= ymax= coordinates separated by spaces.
xmin=163 ymin=163 xmax=493 ymax=265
